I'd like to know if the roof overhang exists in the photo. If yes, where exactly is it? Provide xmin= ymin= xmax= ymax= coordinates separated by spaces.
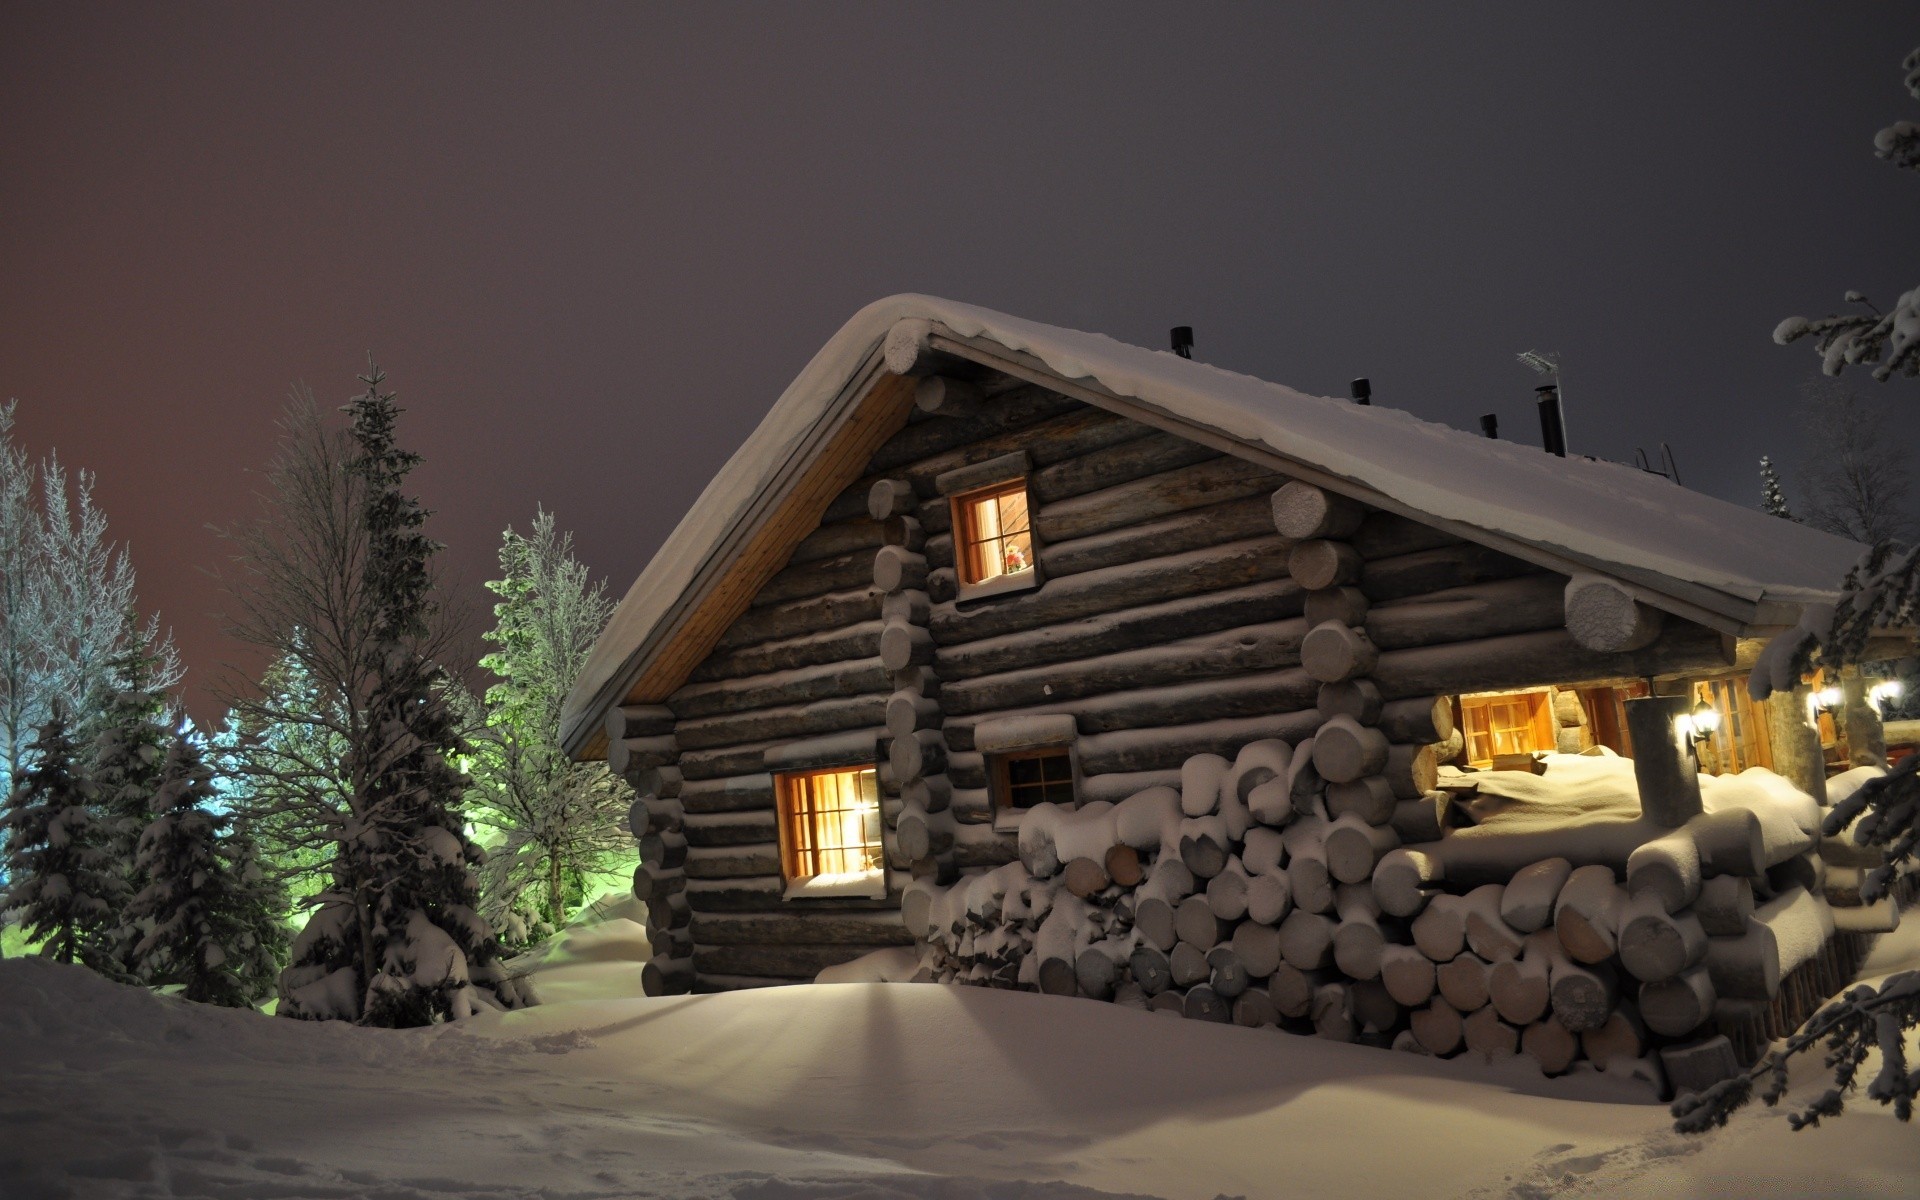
xmin=564 ymin=295 xmax=1871 ymax=760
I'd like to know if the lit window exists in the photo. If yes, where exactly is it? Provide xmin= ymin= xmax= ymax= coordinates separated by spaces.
xmin=1458 ymin=689 xmax=1557 ymax=767
xmin=993 ymin=749 xmax=1075 ymax=812
xmin=953 ymin=480 xmax=1034 ymax=587
xmin=775 ymin=767 xmax=886 ymax=898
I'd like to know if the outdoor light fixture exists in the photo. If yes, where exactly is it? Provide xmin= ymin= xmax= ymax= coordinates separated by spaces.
xmin=1689 ymin=700 xmax=1720 ymax=743
xmin=1816 ymin=686 xmax=1844 ymax=711
xmin=1870 ymin=679 xmax=1904 ymax=713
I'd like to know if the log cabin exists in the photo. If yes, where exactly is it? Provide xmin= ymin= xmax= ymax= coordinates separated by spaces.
xmin=562 ymin=295 xmax=1910 ymax=1093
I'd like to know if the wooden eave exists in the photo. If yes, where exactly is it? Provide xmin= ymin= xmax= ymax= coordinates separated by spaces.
xmin=568 ymin=350 xmax=915 ymax=760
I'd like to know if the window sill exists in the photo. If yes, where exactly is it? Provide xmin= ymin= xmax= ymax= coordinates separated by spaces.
xmin=956 ymin=569 xmax=1038 ymax=605
xmin=783 ymin=869 xmax=888 ymax=901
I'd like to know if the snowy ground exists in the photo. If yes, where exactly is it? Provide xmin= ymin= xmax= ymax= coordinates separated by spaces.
xmin=4 ymin=904 xmax=1917 ymax=1200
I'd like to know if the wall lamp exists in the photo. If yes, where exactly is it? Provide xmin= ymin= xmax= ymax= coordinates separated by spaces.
xmin=1870 ymin=679 xmax=1904 ymax=714
xmin=1680 ymin=700 xmax=1720 ymax=746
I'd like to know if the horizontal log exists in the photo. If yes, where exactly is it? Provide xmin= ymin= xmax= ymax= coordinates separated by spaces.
xmin=874 ymin=546 xmax=928 ymax=594
xmin=940 ymin=618 xmax=1308 ymax=715
xmin=1289 ymin=540 xmax=1363 ymax=591
xmin=1371 ymin=623 xmax=1733 ymax=702
xmin=1378 ymin=696 xmax=1454 ymax=744
xmin=697 ymin=709 xmax=890 ymax=761
xmin=750 ymin=550 xmax=876 ymax=609
xmin=949 ymin=665 xmax=1321 ymax=747
xmin=1029 ymin=430 xmax=1221 ymax=505
xmin=1079 ymin=709 xmax=1324 ymax=774
xmin=877 ymin=402 xmax=1145 ymax=510
xmin=1270 ymin=481 xmax=1365 ymax=541
xmin=684 ymin=843 xmax=782 ymax=880
xmin=934 ymin=450 xmax=1031 ymax=499
xmin=683 ymin=877 xmax=898 ymax=912
xmin=763 ymin=729 xmax=884 ymax=774
xmin=692 ymin=942 xmax=889 ymax=979
xmin=864 ymin=384 xmax=1085 ymax=477
xmin=933 ymin=578 xmax=1304 ymax=683
xmin=867 ymin=478 xmax=915 ymax=520
xmin=689 ymin=620 xmax=885 ymax=683
xmin=714 ymin=588 xmax=884 ymax=654
xmin=1350 ymin=510 xmax=1463 ymax=560
xmin=787 ymin=517 xmax=916 ymax=568
xmin=1034 ymin=455 xmax=1285 ymax=544
xmin=672 ymin=659 xmax=892 ymax=722
xmin=689 ymin=911 xmax=911 ymax=946
xmin=1360 ymin=542 xmax=1539 ymax=603
xmin=1038 ymin=495 xmax=1279 ymax=580
xmin=931 ymin=535 xmax=1297 ymax=646
xmin=914 ymin=374 xmax=982 ymax=416
xmin=692 ymin=974 xmax=800 ymax=993
xmin=1364 ymin=574 xmax=1567 ymax=651
xmin=678 ymin=773 xmax=776 ymax=813
xmin=1565 ymin=574 xmax=1663 ymax=653
xmin=606 ymin=704 xmax=674 ymax=741
xmin=681 ymin=810 xmax=779 ymax=848
xmin=608 ymin=735 xmax=677 ymax=777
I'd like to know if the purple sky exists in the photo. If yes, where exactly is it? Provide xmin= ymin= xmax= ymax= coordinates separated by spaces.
xmin=3 ymin=5 xmax=1914 ymax=722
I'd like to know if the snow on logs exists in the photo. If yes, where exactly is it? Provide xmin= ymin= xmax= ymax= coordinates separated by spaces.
xmin=1563 ymin=574 xmax=1664 ymax=653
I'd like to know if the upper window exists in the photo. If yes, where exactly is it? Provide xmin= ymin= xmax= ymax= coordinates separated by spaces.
xmin=953 ymin=480 xmax=1035 ymax=590
xmin=993 ymin=748 xmax=1076 ymax=812
xmin=774 ymin=766 xmax=886 ymax=899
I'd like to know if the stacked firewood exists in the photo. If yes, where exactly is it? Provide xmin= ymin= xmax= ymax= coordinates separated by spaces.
xmin=904 ymin=722 xmax=1869 ymax=1094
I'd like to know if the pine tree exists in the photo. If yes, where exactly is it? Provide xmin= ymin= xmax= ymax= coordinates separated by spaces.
xmin=275 ymin=361 xmax=531 ymax=1025
xmin=125 ymin=734 xmax=286 ymax=1006
xmin=0 ymin=710 xmax=119 ymax=965
xmin=1759 ymin=455 xmax=1795 ymax=520
xmin=89 ymin=637 xmax=174 ymax=974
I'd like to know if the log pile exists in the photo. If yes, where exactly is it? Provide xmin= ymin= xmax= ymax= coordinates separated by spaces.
xmin=908 ymin=735 xmax=1868 ymax=1096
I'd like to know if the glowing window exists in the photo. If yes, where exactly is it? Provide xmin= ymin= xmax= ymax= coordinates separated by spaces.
xmin=1459 ymin=689 xmax=1557 ymax=767
xmin=993 ymin=749 xmax=1075 ymax=811
xmin=775 ymin=767 xmax=885 ymax=893
xmin=953 ymin=481 xmax=1034 ymax=587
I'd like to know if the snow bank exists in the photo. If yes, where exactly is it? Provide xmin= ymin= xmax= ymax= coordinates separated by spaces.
xmin=6 ymin=950 xmax=1919 ymax=1200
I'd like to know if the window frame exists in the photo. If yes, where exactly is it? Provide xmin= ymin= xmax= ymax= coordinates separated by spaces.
xmin=772 ymin=764 xmax=889 ymax=901
xmin=1457 ymin=688 xmax=1559 ymax=768
xmin=949 ymin=477 xmax=1040 ymax=602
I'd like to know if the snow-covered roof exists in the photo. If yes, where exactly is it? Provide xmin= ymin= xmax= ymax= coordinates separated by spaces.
xmin=563 ymin=294 xmax=1864 ymax=758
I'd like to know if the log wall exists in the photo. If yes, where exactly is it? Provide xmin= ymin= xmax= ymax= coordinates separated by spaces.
xmin=617 ymin=369 xmax=1754 ymax=999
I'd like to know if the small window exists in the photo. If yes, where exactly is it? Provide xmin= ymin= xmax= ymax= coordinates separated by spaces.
xmin=953 ymin=480 xmax=1035 ymax=589
xmin=992 ymin=748 xmax=1076 ymax=813
xmin=1459 ymin=689 xmax=1558 ymax=767
xmin=775 ymin=767 xmax=886 ymax=898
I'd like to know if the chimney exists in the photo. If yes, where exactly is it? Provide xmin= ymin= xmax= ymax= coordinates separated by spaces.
xmin=1170 ymin=327 xmax=1193 ymax=359
xmin=1536 ymin=385 xmax=1567 ymax=457
xmin=1350 ymin=377 xmax=1371 ymax=405
xmin=1480 ymin=414 xmax=1499 ymax=439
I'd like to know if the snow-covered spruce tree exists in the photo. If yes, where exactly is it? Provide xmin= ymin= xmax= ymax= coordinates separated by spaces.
xmin=0 ymin=710 xmax=119 ymax=966
xmin=125 ymin=733 xmax=286 ymax=1005
xmin=1772 ymin=46 xmax=1919 ymax=380
xmin=273 ymin=361 xmax=531 ymax=1024
xmin=89 ymin=637 xmax=175 ymax=975
xmin=1759 ymin=455 xmax=1794 ymax=520
xmin=465 ymin=509 xmax=625 ymax=939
